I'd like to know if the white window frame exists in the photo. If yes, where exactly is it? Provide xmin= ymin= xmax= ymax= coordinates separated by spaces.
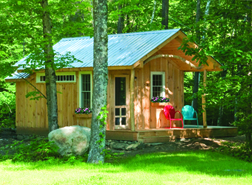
xmin=150 ymin=71 xmax=165 ymax=98
xmin=36 ymin=72 xmax=76 ymax=83
xmin=79 ymin=71 xmax=92 ymax=109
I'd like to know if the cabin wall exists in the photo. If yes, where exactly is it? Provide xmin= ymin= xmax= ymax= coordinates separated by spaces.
xmin=15 ymin=61 xmax=183 ymax=134
xmin=16 ymin=71 xmax=87 ymax=133
xmin=15 ymin=70 xmax=129 ymax=134
xmin=16 ymin=75 xmax=48 ymax=131
xmin=134 ymin=58 xmax=184 ymax=130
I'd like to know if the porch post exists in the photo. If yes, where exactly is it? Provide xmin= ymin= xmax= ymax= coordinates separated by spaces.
xmin=202 ymin=69 xmax=207 ymax=128
xmin=130 ymin=69 xmax=135 ymax=131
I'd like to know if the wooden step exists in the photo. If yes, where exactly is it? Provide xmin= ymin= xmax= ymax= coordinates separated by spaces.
xmin=138 ymin=135 xmax=176 ymax=143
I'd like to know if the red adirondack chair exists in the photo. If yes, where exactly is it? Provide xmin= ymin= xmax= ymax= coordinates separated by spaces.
xmin=163 ymin=105 xmax=184 ymax=129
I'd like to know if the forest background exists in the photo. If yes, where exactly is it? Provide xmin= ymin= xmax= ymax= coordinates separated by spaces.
xmin=0 ymin=0 xmax=252 ymax=139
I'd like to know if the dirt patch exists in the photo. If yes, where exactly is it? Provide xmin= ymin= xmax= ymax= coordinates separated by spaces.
xmin=110 ymin=135 xmax=247 ymax=158
xmin=0 ymin=135 xmax=247 ymax=159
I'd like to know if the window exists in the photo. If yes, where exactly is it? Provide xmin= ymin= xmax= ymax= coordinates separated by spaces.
xmin=36 ymin=72 xmax=76 ymax=83
xmin=151 ymin=72 xmax=165 ymax=98
xmin=79 ymin=71 xmax=92 ymax=109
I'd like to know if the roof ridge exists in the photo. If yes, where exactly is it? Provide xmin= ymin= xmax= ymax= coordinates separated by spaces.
xmin=108 ymin=28 xmax=180 ymax=37
xmin=59 ymin=29 xmax=181 ymax=41
xmin=60 ymin=36 xmax=92 ymax=41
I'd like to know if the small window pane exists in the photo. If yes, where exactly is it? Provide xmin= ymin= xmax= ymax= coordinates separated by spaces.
xmin=115 ymin=118 xmax=120 ymax=125
xmin=115 ymin=108 xmax=120 ymax=116
xmin=121 ymin=108 xmax=126 ymax=116
xmin=81 ymin=92 xmax=90 ymax=108
xmin=153 ymin=75 xmax=162 ymax=86
xmin=152 ymin=74 xmax=163 ymax=97
xmin=40 ymin=76 xmax=45 ymax=81
xmin=115 ymin=77 xmax=126 ymax=106
xmin=82 ymin=74 xmax=90 ymax=91
xmin=122 ymin=117 xmax=126 ymax=125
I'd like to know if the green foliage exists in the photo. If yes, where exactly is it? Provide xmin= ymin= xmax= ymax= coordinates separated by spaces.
xmin=0 ymin=136 xmax=125 ymax=164
xmin=97 ymin=106 xmax=108 ymax=125
xmin=0 ymin=84 xmax=16 ymax=128
xmin=0 ymin=137 xmax=90 ymax=163
xmin=215 ymin=142 xmax=252 ymax=162
xmin=101 ymin=149 xmax=124 ymax=161
xmin=0 ymin=137 xmax=60 ymax=162
xmin=25 ymin=91 xmax=44 ymax=101
xmin=96 ymin=106 xmax=108 ymax=147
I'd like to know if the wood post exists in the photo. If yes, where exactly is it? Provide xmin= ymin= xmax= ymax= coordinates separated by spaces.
xmin=130 ymin=69 xmax=135 ymax=131
xmin=202 ymin=69 xmax=207 ymax=128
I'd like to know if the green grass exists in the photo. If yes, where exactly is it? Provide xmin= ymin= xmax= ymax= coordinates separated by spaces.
xmin=0 ymin=151 xmax=251 ymax=185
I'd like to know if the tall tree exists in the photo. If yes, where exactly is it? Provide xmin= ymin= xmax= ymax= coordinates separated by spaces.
xmin=162 ymin=0 xmax=169 ymax=29
xmin=192 ymin=0 xmax=201 ymax=113
xmin=87 ymin=0 xmax=108 ymax=164
xmin=117 ymin=2 xmax=124 ymax=33
xmin=41 ymin=0 xmax=58 ymax=132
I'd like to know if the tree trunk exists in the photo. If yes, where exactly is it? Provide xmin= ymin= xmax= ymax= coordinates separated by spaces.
xmin=41 ymin=0 xmax=59 ymax=132
xmin=87 ymin=0 xmax=108 ymax=164
xmin=192 ymin=0 xmax=201 ymax=112
xmin=162 ymin=0 xmax=169 ymax=29
xmin=246 ymin=133 xmax=251 ymax=142
xmin=192 ymin=72 xmax=200 ymax=113
xmin=195 ymin=0 xmax=201 ymax=42
xmin=150 ymin=0 xmax=156 ymax=24
xmin=117 ymin=4 xmax=124 ymax=33
xmin=217 ymin=104 xmax=223 ymax=126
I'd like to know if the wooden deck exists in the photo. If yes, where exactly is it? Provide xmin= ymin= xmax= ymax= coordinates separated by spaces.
xmin=106 ymin=126 xmax=238 ymax=143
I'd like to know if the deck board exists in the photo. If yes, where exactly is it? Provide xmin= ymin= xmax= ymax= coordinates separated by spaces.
xmin=106 ymin=126 xmax=238 ymax=143
xmin=16 ymin=126 xmax=237 ymax=143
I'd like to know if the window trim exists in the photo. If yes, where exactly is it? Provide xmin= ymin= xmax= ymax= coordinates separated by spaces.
xmin=79 ymin=71 xmax=92 ymax=109
xmin=150 ymin=71 xmax=165 ymax=98
xmin=36 ymin=72 xmax=76 ymax=83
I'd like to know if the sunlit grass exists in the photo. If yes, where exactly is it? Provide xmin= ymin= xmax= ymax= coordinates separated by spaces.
xmin=0 ymin=151 xmax=252 ymax=185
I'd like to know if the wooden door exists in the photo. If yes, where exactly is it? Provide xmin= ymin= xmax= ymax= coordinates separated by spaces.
xmin=114 ymin=75 xmax=130 ymax=129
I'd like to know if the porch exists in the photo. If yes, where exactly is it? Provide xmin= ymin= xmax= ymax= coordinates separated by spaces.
xmin=106 ymin=126 xmax=238 ymax=143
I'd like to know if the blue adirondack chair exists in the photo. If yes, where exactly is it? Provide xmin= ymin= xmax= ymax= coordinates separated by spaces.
xmin=181 ymin=105 xmax=199 ymax=128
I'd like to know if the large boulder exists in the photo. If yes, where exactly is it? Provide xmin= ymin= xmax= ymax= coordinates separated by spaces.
xmin=48 ymin=125 xmax=91 ymax=156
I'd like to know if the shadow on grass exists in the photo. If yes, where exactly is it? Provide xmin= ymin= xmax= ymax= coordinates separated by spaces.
xmin=105 ymin=150 xmax=252 ymax=177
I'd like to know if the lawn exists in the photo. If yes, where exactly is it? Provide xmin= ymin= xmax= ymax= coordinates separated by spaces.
xmin=0 ymin=150 xmax=251 ymax=185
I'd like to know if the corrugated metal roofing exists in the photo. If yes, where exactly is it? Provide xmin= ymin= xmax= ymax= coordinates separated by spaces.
xmin=14 ymin=29 xmax=180 ymax=69
xmin=5 ymin=72 xmax=30 ymax=80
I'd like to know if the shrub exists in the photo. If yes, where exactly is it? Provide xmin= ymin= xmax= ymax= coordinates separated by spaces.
xmin=215 ymin=141 xmax=252 ymax=162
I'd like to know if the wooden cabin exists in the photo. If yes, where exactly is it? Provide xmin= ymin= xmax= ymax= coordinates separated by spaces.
xmin=6 ymin=29 xmax=237 ymax=142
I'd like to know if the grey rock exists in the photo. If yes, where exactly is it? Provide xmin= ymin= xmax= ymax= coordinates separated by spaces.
xmin=126 ymin=143 xmax=141 ymax=150
xmin=111 ymin=142 xmax=128 ymax=150
xmin=149 ymin=143 xmax=163 ymax=146
xmin=48 ymin=125 xmax=91 ymax=156
xmin=137 ymin=142 xmax=146 ymax=149
xmin=17 ymin=135 xmax=24 ymax=140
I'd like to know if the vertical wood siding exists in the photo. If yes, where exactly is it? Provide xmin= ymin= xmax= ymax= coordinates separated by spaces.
xmin=16 ymin=62 xmax=183 ymax=132
xmin=16 ymin=72 xmax=82 ymax=129
xmin=134 ymin=58 xmax=184 ymax=129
